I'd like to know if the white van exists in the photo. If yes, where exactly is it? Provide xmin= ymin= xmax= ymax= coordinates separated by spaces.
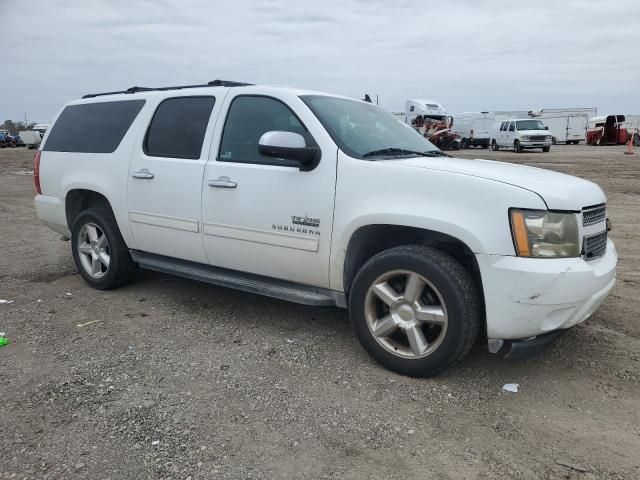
xmin=491 ymin=119 xmax=552 ymax=152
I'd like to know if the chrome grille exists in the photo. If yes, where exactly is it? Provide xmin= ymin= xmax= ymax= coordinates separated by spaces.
xmin=529 ymin=135 xmax=547 ymax=141
xmin=582 ymin=204 xmax=606 ymax=226
xmin=583 ymin=231 xmax=607 ymax=260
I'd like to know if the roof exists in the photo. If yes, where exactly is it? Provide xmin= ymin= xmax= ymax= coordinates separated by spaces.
xmin=70 ymin=82 xmax=366 ymax=108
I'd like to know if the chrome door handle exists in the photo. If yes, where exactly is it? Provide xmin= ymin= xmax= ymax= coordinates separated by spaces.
xmin=208 ymin=176 xmax=237 ymax=188
xmin=131 ymin=168 xmax=154 ymax=179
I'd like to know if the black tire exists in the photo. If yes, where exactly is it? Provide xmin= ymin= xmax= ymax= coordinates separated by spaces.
xmin=514 ymin=140 xmax=523 ymax=153
xmin=491 ymin=140 xmax=499 ymax=151
xmin=71 ymin=207 xmax=138 ymax=290
xmin=552 ymin=137 xmax=557 ymax=145
xmin=348 ymin=245 xmax=481 ymax=377
xmin=542 ymin=146 xmax=550 ymax=152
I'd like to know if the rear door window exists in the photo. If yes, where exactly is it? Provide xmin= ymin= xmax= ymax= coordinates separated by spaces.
xmin=508 ymin=122 xmax=515 ymax=132
xmin=144 ymin=96 xmax=216 ymax=159
xmin=44 ymin=100 xmax=145 ymax=153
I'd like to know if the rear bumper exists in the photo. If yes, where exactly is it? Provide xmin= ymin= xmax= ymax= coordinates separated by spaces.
xmin=477 ymin=239 xmax=617 ymax=340
xmin=34 ymin=194 xmax=70 ymax=236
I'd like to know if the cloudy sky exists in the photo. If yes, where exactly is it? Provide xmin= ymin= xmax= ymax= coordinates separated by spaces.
xmin=2 ymin=0 xmax=638 ymax=123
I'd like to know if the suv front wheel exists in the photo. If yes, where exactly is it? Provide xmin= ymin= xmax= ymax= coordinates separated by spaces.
xmin=349 ymin=245 xmax=481 ymax=377
xmin=71 ymin=207 xmax=138 ymax=290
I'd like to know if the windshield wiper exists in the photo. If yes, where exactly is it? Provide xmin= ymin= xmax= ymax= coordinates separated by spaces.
xmin=363 ymin=148 xmax=449 ymax=158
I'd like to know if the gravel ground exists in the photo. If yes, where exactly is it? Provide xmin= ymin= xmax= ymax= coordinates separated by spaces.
xmin=1 ymin=144 xmax=639 ymax=479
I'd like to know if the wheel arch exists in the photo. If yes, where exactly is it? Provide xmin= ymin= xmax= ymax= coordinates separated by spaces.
xmin=342 ymin=224 xmax=485 ymax=317
xmin=65 ymin=188 xmax=114 ymax=231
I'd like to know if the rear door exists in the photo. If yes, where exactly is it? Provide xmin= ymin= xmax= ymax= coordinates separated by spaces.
xmin=200 ymin=90 xmax=338 ymax=288
xmin=127 ymin=92 xmax=226 ymax=263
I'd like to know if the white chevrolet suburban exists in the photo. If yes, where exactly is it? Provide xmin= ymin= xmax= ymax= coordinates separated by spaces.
xmin=491 ymin=119 xmax=553 ymax=152
xmin=34 ymin=80 xmax=617 ymax=376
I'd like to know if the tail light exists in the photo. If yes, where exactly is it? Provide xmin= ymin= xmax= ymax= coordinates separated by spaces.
xmin=34 ymin=150 xmax=42 ymax=194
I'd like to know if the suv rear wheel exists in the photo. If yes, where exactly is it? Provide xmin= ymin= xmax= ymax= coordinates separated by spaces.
xmin=349 ymin=245 xmax=480 ymax=377
xmin=71 ymin=207 xmax=138 ymax=290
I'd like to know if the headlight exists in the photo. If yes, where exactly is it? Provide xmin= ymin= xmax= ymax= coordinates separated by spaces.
xmin=546 ymin=135 xmax=552 ymax=141
xmin=521 ymin=136 xmax=530 ymax=141
xmin=510 ymin=209 xmax=580 ymax=258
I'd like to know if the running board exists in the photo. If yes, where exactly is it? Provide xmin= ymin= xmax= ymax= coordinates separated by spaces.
xmin=130 ymin=250 xmax=345 ymax=308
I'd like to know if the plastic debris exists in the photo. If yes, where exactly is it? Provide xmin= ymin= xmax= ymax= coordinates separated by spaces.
xmin=77 ymin=319 xmax=103 ymax=328
xmin=0 ymin=299 xmax=13 ymax=304
xmin=0 ymin=333 xmax=9 ymax=348
xmin=502 ymin=383 xmax=519 ymax=393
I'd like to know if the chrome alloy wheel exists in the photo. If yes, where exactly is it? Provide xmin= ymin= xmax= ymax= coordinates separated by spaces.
xmin=77 ymin=222 xmax=110 ymax=278
xmin=364 ymin=270 xmax=448 ymax=359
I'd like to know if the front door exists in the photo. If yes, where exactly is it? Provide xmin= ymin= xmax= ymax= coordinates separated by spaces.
xmin=128 ymin=94 xmax=223 ymax=263
xmin=201 ymin=92 xmax=337 ymax=288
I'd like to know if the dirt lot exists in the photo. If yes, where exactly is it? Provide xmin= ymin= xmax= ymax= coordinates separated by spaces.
xmin=1 ymin=144 xmax=639 ymax=479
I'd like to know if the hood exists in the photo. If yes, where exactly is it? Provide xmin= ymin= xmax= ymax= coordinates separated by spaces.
xmin=387 ymin=156 xmax=605 ymax=210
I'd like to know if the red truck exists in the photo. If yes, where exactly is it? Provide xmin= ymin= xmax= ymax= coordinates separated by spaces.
xmin=586 ymin=115 xmax=636 ymax=145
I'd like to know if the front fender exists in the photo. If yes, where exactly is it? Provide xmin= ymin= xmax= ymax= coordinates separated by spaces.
xmin=329 ymin=152 xmax=546 ymax=291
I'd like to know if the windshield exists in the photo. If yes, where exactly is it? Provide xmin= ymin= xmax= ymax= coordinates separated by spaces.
xmin=515 ymin=120 xmax=546 ymax=131
xmin=301 ymin=95 xmax=439 ymax=159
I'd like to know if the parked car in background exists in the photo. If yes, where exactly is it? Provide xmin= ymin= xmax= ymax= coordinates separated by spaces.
xmin=491 ymin=119 xmax=552 ymax=152
xmin=0 ymin=131 xmax=17 ymax=148
xmin=34 ymin=81 xmax=616 ymax=376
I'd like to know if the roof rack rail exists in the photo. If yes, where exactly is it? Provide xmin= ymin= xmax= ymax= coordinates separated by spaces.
xmin=82 ymin=80 xmax=252 ymax=99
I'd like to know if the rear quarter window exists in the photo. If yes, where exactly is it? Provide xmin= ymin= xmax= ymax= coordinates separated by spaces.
xmin=44 ymin=100 xmax=145 ymax=153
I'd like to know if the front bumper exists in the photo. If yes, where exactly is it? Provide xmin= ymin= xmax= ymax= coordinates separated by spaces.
xmin=476 ymin=239 xmax=617 ymax=340
xmin=520 ymin=140 xmax=552 ymax=148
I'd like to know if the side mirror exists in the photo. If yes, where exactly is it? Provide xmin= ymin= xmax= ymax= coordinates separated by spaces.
xmin=258 ymin=131 xmax=320 ymax=170
xmin=544 ymin=126 xmax=549 ymax=130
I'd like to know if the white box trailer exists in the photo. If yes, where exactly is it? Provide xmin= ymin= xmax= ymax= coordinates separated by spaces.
xmin=453 ymin=112 xmax=494 ymax=149
xmin=528 ymin=108 xmax=597 ymax=144
xmin=18 ymin=130 xmax=42 ymax=149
